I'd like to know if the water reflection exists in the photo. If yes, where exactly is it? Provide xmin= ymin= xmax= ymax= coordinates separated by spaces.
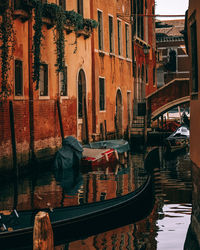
xmin=156 ymin=204 xmax=191 ymax=250
xmin=0 ymin=147 xmax=192 ymax=249
xmin=55 ymin=148 xmax=192 ymax=249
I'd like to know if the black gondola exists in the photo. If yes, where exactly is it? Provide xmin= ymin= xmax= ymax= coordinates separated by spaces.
xmin=0 ymin=148 xmax=159 ymax=249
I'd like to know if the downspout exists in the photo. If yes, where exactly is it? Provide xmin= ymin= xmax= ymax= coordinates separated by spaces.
xmin=28 ymin=14 xmax=36 ymax=163
xmin=90 ymin=0 xmax=96 ymax=134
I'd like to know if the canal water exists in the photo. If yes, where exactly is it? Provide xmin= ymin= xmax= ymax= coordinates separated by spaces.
xmin=0 ymin=147 xmax=192 ymax=249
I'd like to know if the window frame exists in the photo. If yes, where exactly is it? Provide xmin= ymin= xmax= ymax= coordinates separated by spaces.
xmin=125 ymin=23 xmax=130 ymax=58
xmin=14 ymin=59 xmax=23 ymax=97
xmin=145 ymin=64 xmax=149 ymax=84
xmin=117 ymin=18 xmax=122 ymax=56
xmin=167 ymin=48 xmax=177 ymax=72
xmin=77 ymin=0 xmax=83 ymax=16
xmin=39 ymin=63 xmax=49 ymax=98
xmin=108 ymin=15 xmax=114 ymax=54
xmin=98 ymin=10 xmax=104 ymax=51
xmin=59 ymin=66 xmax=68 ymax=97
xmin=99 ymin=77 xmax=106 ymax=111
xmin=153 ymin=67 xmax=156 ymax=86
xmin=59 ymin=0 xmax=66 ymax=10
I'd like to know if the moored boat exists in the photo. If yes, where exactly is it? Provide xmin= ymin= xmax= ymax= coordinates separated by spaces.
xmin=164 ymin=125 xmax=190 ymax=154
xmin=82 ymin=139 xmax=130 ymax=167
xmin=81 ymin=147 xmax=117 ymax=167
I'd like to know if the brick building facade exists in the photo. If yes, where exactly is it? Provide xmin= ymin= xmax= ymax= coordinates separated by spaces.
xmin=90 ymin=0 xmax=134 ymax=140
xmin=0 ymin=0 xmax=156 ymax=174
xmin=0 ymin=0 xmax=95 ymax=173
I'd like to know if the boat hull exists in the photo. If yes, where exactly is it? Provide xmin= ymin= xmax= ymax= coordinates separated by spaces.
xmin=0 ymin=176 xmax=154 ymax=249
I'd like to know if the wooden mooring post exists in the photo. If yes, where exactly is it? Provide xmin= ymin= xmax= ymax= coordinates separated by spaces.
xmin=33 ymin=211 xmax=54 ymax=250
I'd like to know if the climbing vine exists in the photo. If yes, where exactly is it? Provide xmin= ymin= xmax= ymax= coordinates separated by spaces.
xmin=0 ymin=5 xmax=15 ymax=102
xmin=0 ymin=0 xmax=98 ymax=96
xmin=32 ymin=0 xmax=43 ymax=89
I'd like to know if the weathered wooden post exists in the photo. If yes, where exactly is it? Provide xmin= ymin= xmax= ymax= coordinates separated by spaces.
xmin=33 ymin=211 xmax=54 ymax=250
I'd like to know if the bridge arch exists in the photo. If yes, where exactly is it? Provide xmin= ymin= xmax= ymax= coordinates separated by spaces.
xmin=146 ymin=78 xmax=190 ymax=121
xmin=151 ymin=96 xmax=190 ymax=120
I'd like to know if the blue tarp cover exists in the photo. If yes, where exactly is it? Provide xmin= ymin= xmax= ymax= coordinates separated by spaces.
xmin=54 ymin=136 xmax=83 ymax=170
xmin=84 ymin=139 xmax=130 ymax=154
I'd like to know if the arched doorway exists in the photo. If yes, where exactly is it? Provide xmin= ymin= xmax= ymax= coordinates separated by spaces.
xmin=115 ymin=89 xmax=123 ymax=138
xmin=77 ymin=69 xmax=88 ymax=143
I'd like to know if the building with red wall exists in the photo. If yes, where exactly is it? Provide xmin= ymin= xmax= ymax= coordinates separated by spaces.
xmin=186 ymin=1 xmax=200 ymax=248
xmin=90 ymin=0 xmax=156 ymax=138
xmin=0 ymin=0 xmax=95 ymax=173
xmin=0 ymin=0 xmax=157 ymax=173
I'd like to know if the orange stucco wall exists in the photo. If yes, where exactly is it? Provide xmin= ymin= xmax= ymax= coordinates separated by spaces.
xmin=0 ymin=0 xmax=93 ymax=172
xmin=91 ymin=0 xmax=134 ymax=136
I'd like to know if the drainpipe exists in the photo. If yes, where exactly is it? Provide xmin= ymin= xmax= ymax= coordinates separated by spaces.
xmin=90 ymin=0 xmax=96 ymax=134
xmin=28 ymin=14 xmax=35 ymax=164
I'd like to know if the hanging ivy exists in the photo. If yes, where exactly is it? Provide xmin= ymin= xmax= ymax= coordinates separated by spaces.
xmin=0 ymin=0 xmax=98 ymax=95
xmin=0 ymin=5 xmax=15 ymax=102
xmin=52 ymin=5 xmax=66 ymax=76
xmin=32 ymin=0 xmax=43 ymax=89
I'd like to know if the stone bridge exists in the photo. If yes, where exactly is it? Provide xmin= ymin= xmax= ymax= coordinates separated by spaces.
xmin=146 ymin=78 xmax=190 ymax=121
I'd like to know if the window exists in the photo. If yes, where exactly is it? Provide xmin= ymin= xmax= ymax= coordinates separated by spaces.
xmin=59 ymin=67 xmax=67 ymax=96
xmin=39 ymin=64 xmax=48 ymax=96
xmin=165 ymin=49 xmax=176 ymax=72
xmin=77 ymin=0 xmax=83 ymax=16
xmin=78 ymin=70 xmax=86 ymax=119
xmin=15 ymin=60 xmax=23 ymax=96
xmin=99 ymin=77 xmax=105 ymax=111
xmin=59 ymin=0 xmax=66 ymax=10
xmin=98 ymin=10 xmax=103 ymax=50
xmin=153 ymin=67 xmax=156 ymax=86
xmin=109 ymin=15 xmax=114 ymax=53
xmin=125 ymin=24 xmax=130 ymax=58
xmin=100 ymin=192 xmax=106 ymax=201
xmin=117 ymin=19 xmax=122 ymax=56
xmin=133 ymin=0 xmax=144 ymax=39
xmin=190 ymin=21 xmax=198 ymax=93
xmin=145 ymin=64 xmax=148 ymax=84
xmin=138 ymin=66 xmax=140 ymax=80
xmin=141 ymin=64 xmax=144 ymax=82
xmin=78 ymin=81 xmax=83 ymax=118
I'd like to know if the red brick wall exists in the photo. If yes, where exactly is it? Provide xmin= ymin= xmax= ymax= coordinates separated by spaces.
xmin=147 ymin=79 xmax=189 ymax=114
xmin=0 ymin=98 xmax=77 ymax=173
xmin=0 ymin=102 xmax=12 ymax=171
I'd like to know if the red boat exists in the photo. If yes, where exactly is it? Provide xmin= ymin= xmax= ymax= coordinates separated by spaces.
xmin=81 ymin=147 xmax=118 ymax=167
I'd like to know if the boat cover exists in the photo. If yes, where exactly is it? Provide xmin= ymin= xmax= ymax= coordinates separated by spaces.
xmin=54 ymin=136 xmax=83 ymax=170
xmin=84 ymin=139 xmax=130 ymax=154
